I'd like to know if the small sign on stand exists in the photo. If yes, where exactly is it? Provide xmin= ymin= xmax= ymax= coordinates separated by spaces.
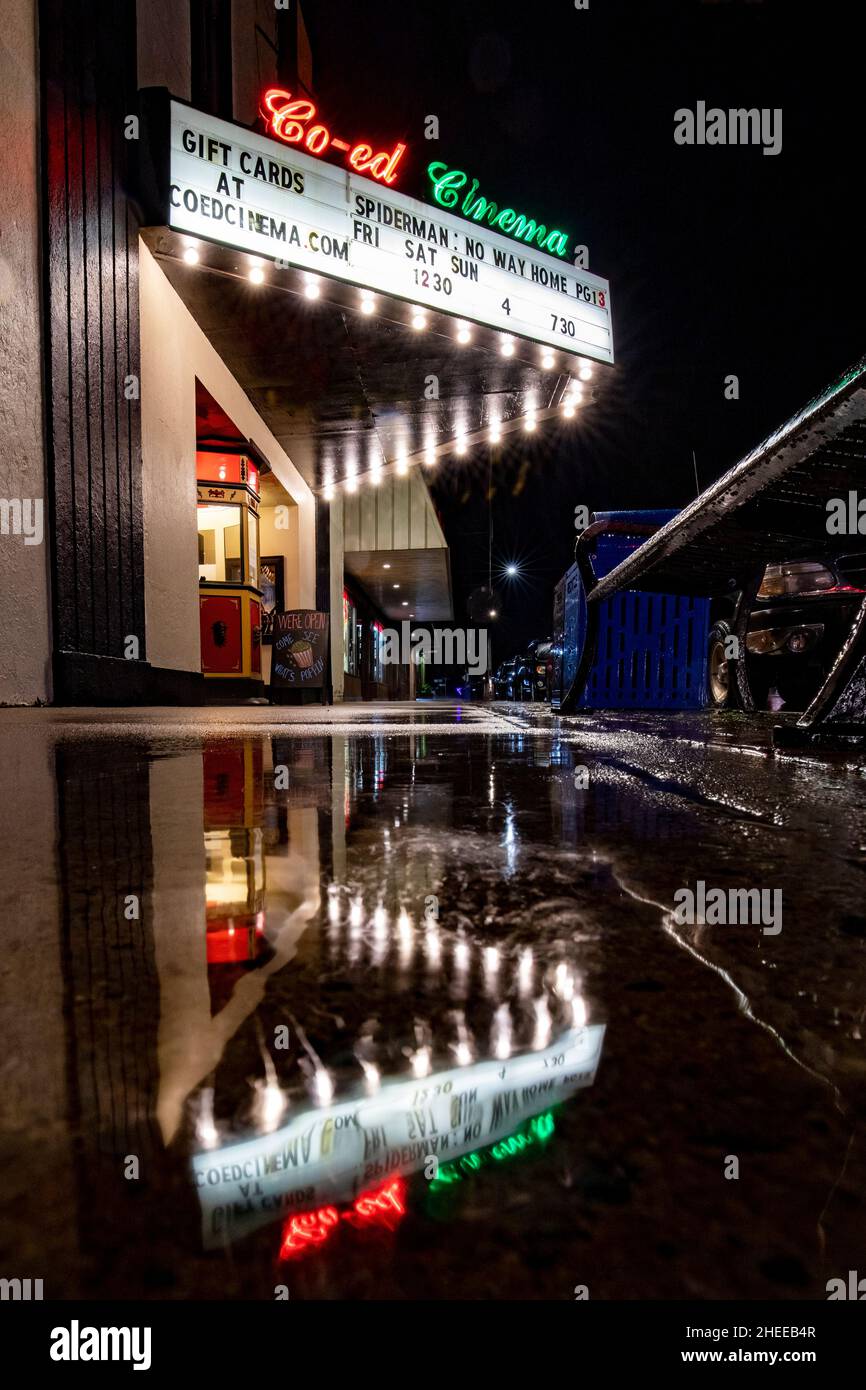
xmin=270 ymin=611 xmax=329 ymax=702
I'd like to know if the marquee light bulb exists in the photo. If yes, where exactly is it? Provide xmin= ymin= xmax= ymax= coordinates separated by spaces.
xmin=183 ymin=245 xmax=199 ymax=265
xmin=345 ymin=476 xmax=357 ymax=494
xmin=541 ymin=351 xmax=554 ymax=369
xmin=249 ymin=265 xmax=265 ymax=285
xmin=323 ymin=482 xmax=335 ymax=501
xmin=424 ymin=445 xmax=436 ymax=466
xmin=396 ymin=453 xmax=408 ymax=476
xmin=563 ymin=402 xmax=576 ymax=418
xmin=304 ymin=278 xmax=320 ymax=299
xmin=500 ymin=337 xmax=514 ymax=357
xmin=360 ymin=291 xmax=375 ymax=315
xmin=578 ymin=362 xmax=593 ymax=381
xmin=411 ymin=309 xmax=427 ymax=331
xmin=523 ymin=413 xmax=537 ymax=432
xmin=456 ymin=322 xmax=471 ymax=344
xmin=455 ymin=434 xmax=468 ymax=456
xmin=489 ymin=421 xmax=502 ymax=444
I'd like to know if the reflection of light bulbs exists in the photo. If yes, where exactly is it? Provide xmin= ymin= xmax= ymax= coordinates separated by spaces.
xmin=532 ymin=995 xmax=552 ymax=1050
xmin=360 ymin=1060 xmax=380 ymax=1093
xmin=254 ymin=1079 xmax=286 ymax=1133
xmin=491 ymin=1004 xmax=513 ymax=1060
xmin=554 ymin=962 xmax=575 ymax=1001
xmin=410 ymin=1046 xmax=431 ymax=1078
xmin=195 ymin=1088 xmax=219 ymax=1149
xmin=349 ymin=896 xmax=364 ymax=928
xmin=313 ymin=1067 xmax=334 ymax=1105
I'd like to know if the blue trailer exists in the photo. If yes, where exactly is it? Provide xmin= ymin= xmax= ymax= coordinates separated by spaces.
xmin=552 ymin=510 xmax=712 ymax=711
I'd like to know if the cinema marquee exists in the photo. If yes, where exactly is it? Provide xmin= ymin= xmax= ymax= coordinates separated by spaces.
xmin=155 ymin=97 xmax=613 ymax=364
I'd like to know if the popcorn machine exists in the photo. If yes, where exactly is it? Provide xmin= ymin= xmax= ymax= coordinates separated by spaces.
xmin=196 ymin=449 xmax=263 ymax=687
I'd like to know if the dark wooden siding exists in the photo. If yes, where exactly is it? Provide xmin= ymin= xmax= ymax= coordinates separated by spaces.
xmin=40 ymin=0 xmax=145 ymax=668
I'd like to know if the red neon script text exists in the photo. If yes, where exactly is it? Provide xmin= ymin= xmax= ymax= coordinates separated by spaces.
xmin=261 ymin=89 xmax=406 ymax=185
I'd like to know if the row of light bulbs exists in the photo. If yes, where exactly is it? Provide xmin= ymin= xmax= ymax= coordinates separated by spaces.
xmin=322 ymin=379 xmax=589 ymax=499
xmin=180 ymin=242 xmax=597 ymax=376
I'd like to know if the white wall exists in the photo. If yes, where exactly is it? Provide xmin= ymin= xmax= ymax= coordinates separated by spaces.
xmin=139 ymin=242 xmax=316 ymax=674
xmin=0 ymin=0 xmax=51 ymax=705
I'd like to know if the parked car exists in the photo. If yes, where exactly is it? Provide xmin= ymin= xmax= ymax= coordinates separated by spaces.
xmin=707 ymin=556 xmax=866 ymax=710
xmin=515 ymin=639 xmax=552 ymax=700
xmin=493 ymin=660 xmax=519 ymax=699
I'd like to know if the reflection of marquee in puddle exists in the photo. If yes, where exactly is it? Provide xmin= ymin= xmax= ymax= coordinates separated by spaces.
xmin=193 ymin=1024 xmax=605 ymax=1248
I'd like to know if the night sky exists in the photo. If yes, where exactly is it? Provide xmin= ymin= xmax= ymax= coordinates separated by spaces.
xmin=303 ymin=0 xmax=863 ymax=661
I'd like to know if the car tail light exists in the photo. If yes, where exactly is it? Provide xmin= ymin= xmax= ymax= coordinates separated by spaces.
xmin=757 ymin=561 xmax=838 ymax=599
xmin=746 ymin=623 xmax=824 ymax=655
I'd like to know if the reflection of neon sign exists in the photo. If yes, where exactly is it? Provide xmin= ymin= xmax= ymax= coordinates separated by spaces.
xmin=427 ymin=162 xmax=570 ymax=258
xmin=280 ymin=1178 xmax=406 ymax=1259
xmin=193 ymin=1025 xmax=605 ymax=1249
xmin=261 ymin=89 xmax=407 ymax=185
xmin=430 ymin=1110 xmax=556 ymax=1191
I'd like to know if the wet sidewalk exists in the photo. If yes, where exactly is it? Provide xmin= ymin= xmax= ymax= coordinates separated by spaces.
xmin=1 ymin=703 xmax=864 ymax=1299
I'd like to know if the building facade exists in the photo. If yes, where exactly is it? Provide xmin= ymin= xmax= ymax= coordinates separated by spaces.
xmin=0 ymin=0 xmax=611 ymax=707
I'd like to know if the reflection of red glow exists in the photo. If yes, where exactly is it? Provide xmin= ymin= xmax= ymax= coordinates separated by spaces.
xmin=279 ymin=1178 xmax=407 ymax=1260
xmin=280 ymin=1206 xmax=339 ymax=1258
xmin=206 ymin=912 xmax=266 ymax=964
xmin=346 ymin=1177 xmax=406 ymax=1230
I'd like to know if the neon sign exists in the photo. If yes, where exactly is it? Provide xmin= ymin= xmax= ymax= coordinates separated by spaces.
xmin=279 ymin=1177 xmax=407 ymax=1259
xmin=427 ymin=162 xmax=570 ymax=258
xmin=261 ymin=89 xmax=407 ymax=185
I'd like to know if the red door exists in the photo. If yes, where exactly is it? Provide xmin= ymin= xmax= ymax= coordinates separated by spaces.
xmin=200 ymin=594 xmax=242 ymax=672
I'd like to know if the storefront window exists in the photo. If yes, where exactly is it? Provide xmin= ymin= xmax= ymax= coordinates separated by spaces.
xmin=343 ymin=592 xmax=354 ymax=674
xmin=198 ymin=502 xmax=243 ymax=583
xmin=372 ymin=622 xmax=384 ymax=682
xmin=343 ymin=591 xmax=362 ymax=676
xmin=247 ymin=509 xmax=258 ymax=588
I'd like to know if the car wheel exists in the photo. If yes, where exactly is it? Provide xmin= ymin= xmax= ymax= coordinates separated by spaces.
xmin=707 ymin=623 xmax=731 ymax=708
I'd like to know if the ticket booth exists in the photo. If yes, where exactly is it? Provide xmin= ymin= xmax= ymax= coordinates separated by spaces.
xmin=202 ymin=740 xmax=267 ymax=1011
xmin=197 ymin=450 xmax=264 ymax=689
